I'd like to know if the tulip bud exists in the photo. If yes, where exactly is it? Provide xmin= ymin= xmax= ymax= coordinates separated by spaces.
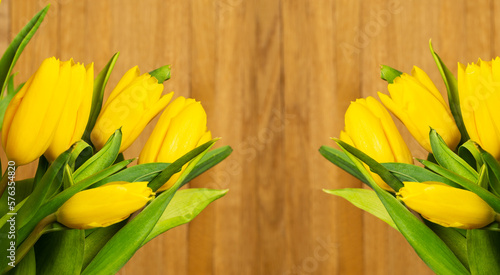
xmin=90 ymin=66 xmax=172 ymax=152
xmin=55 ymin=181 xmax=154 ymax=229
xmin=139 ymin=96 xmax=211 ymax=191
xmin=341 ymin=96 xmax=413 ymax=191
xmin=398 ymin=181 xmax=497 ymax=229
xmin=458 ymin=58 xmax=500 ymax=159
xmin=378 ymin=66 xmax=461 ymax=152
xmin=2 ymin=57 xmax=89 ymax=165
xmin=44 ymin=61 xmax=94 ymax=161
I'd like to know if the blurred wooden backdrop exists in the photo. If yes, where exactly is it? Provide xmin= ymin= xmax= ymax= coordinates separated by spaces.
xmin=1 ymin=0 xmax=498 ymax=274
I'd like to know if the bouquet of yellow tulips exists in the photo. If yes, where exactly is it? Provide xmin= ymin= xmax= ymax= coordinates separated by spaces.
xmin=0 ymin=6 xmax=231 ymax=274
xmin=321 ymin=41 xmax=500 ymax=275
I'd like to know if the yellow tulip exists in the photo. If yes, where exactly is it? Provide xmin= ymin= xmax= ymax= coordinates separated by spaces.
xmin=139 ymin=96 xmax=211 ymax=191
xmin=340 ymin=96 xmax=413 ymax=191
xmin=90 ymin=66 xmax=172 ymax=152
xmin=45 ymin=61 xmax=94 ymax=161
xmin=398 ymin=181 xmax=497 ymax=229
xmin=2 ymin=57 xmax=88 ymax=165
xmin=55 ymin=181 xmax=154 ymax=229
xmin=458 ymin=58 xmax=500 ymax=159
xmin=378 ymin=66 xmax=460 ymax=152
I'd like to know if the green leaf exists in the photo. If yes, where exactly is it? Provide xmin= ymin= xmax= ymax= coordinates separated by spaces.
xmin=82 ymin=222 xmax=125 ymax=271
xmin=324 ymin=188 xmax=397 ymax=230
xmin=68 ymin=140 xmax=93 ymax=171
xmin=336 ymin=140 xmax=470 ymax=275
xmin=73 ymin=129 xmax=122 ymax=182
xmin=458 ymin=140 xmax=483 ymax=171
xmin=467 ymin=230 xmax=500 ymax=275
xmin=181 ymin=145 xmax=233 ymax=186
xmin=333 ymin=139 xmax=402 ymax=191
xmin=425 ymin=221 xmax=469 ymax=270
xmin=419 ymin=159 xmax=500 ymax=213
xmin=6 ymin=247 xmax=36 ymax=275
xmin=148 ymin=139 xmax=219 ymax=192
xmin=91 ymin=162 xmax=169 ymax=188
xmin=380 ymin=65 xmax=402 ymax=83
xmin=429 ymin=129 xmax=478 ymax=182
xmin=149 ymin=65 xmax=171 ymax=83
xmin=16 ymin=150 xmax=70 ymax=229
xmin=17 ymin=159 xmax=132 ymax=245
xmin=82 ymin=53 xmax=120 ymax=145
xmin=479 ymin=146 xmax=500 ymax=197
xmin=478 ymin=165 xmax=489 ymax=189
xmin=0 ymin=75 xmax=21 ymax=131
xmin=429 ymin=40 xmax=469 ymax=144
xmin=382 ymin=163 xmax=462 ymax=188
xmin=82 ymin=140 xmax=216 ymax=275
xmin=0 ymin=178 xmax=33 ymax=217
xmin=35 ymin=230 xmax=84 ymax=275
xmin=319 ymin=146 xmax=369 ymax=184
xmin=143 ymin=188 xmax=228 ymax=244
xmin=0 ymin=5 xmax=50 ymax=96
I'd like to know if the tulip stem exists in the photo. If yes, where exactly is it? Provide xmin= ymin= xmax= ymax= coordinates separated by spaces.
xmin=0 ymin=170 xmax=9 ymax=199
xmin=3 ymin=213 xmax=57 ymax=273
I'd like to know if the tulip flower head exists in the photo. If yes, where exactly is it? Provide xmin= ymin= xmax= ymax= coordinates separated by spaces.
xmin=340 ymin=96 xmax=413 ymax=191
xmin=398 ymin=181 xmax=497 ymax=229
xmin=139 ymin=96 xmax=211 ymax=191
xmin=91 ymin=66 xmax=172 ymax=152
xmin=378 ymin=66 xmax=460 ymax=152
xmin=458 ymin=58 xmax=500 ymax=159
xmin=55 ymin=181 xmax=154 ymax=229
xmin=2 ymin=57 xmax=92 ymax=165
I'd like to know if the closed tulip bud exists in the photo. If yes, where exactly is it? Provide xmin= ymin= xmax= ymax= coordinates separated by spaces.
xmin=90 ymin=66 xmax=172 ymax=152
xmin=341 ymin=96 xmax=413 ymax=191
xmin=458 ymin=58 xmax=500 ymax=159
xmin=139 ymin=96 xmax=211 ymax=191
xmin=45 ymin=61 xmax=94 ymax=161
xmin=378 ymin=66 xmax=461 ymax=152
xmin=398 ymin=181 xmax=498 ymax=229
xmin=2 ymin=57 xmax=88 ymax=165
xmin=55 ymin=181 xmax=154 ymax=229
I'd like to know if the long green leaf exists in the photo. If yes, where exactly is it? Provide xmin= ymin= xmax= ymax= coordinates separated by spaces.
xmin=324 ymin=188 xmax=397 ymax=230
xmin=333 ymin=139 xmax=402 ymax=191
xmin=82 ymin=140 xmax=216 ymax=275
xmin=16 ymin=150 xmax=70 ymax=228
xmin=429 ymin=129 xmax=477 ymax=182
xmin=82 ymin=53 xmax=120 ymax=145
xmin=425 ymin=221 xmax=469 ymax=270
xmin=81 ymin=222 xmax=125 ymax=271
xmin=479 ymin=146 xmax=500 ymax=196
xmin=458 ymin=140 xmax=483 ymax=171
xmin=148 ymin=139 xmax=219 ymax=192
xmin=382 ymin=163 xmax=462 ymax=188
xmin=0 ymin=6 xmax=50 ymax=96
xmin=319 ymin=146 xmax=369 ymax=184
xmin=73 ymin=129 xmax=122 ymax=182
xmin=336 ymin=140 xmax=470 ymax=275
xmin=181 ymin=145 xmax=233 ymax=186
xmin=467 ymin=230 xmax=500 ymax=275
xmin=91 ymin=163 xmax=169 ymax=188
xmin=6 ymin=247 xmax=35 ymax=275
xmin=34 ymin=230 xmax=84 ymax=275
xmin=143 ymin=188 xmax=228 ymax=244
xmin=429 ymin=40 xmax=469 ymax=144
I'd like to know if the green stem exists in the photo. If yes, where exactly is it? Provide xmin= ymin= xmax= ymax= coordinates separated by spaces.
xmin=2 ymin=213 xmax=56 ymax=273
xmin=0 ymin=170 xmax=9 ymax=199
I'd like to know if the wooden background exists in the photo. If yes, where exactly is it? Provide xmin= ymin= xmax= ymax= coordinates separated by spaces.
xmin=0 ymin=0 xmax=497 ymax=274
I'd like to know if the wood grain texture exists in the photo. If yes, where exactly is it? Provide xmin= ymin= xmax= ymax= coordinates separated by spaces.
xmin=2 ymin=0 xmax=498 ymax=274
